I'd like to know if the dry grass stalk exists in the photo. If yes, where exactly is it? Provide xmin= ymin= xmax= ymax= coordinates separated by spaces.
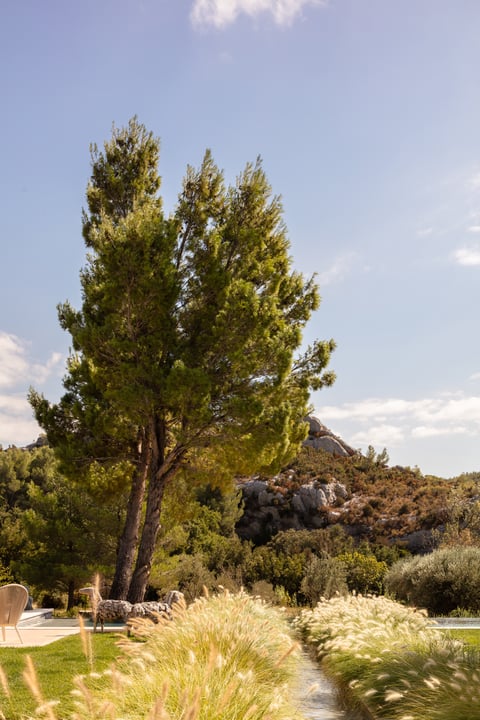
xmin=146 ymin=682 xmax=170 ymax=720
xmin=22 ymin=655 xmax=58 ymax=720
xmin=90 ymin=573 xmax=101 ymax=627
xmin=14 ymin=591 xmax=301 ymax=720
xmin=78 ymin=615 xmax=93 ymax=669
xmin=296 ymin=593 xmax=480 ymax=720
xmin=274 ymin=642 xmax=299 ymax=668
xmin=0 ymin=665 xmax=11 ymax=700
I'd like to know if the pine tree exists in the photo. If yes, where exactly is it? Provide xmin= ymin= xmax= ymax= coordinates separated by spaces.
xmin=30 ymin=118 xmax=335 ymax=601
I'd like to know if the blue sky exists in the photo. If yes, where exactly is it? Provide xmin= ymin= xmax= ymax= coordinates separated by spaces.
xmin=1 ymin=0 xmax=480 ymax=477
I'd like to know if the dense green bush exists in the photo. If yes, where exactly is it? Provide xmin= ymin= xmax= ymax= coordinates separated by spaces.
xmin=0 ymin=560 xmax=13 ymax=585
xmin=242 ymin=544 xmax=305 ymax=597
xmin=300 ymin=555 xmax=347 ymax=604
xmin=337 ymin=550 xmax=388 ymax=594
xmin=268 ymin=525 xmax=354 ymax=557
xmin=385 ymin=545 xmax=480 ymax=614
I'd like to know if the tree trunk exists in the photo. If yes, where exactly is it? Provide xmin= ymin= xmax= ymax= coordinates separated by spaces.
xmin=67 ymin=579 xmax=75 ymax=611
xmin=109 ymin=433 xmax=151 ymax=599
xmin=126 ymin=469 xmax=167 ymax=603
xmin=127 ymin=418 xmax=185 ymax=603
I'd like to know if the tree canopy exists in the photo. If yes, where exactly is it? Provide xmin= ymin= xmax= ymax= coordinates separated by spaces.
xmin=30 ymin=117 xmax=335 ymax=601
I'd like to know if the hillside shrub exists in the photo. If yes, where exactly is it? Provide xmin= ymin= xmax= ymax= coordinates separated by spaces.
xmin=158 ymin=555 xmax=216 ymax=603
xmin=300 ymin=555 xmax=347 ymax=604
xmin=337 ymin=551 xmax=388 ymax=594
xmin=241 ymin=544 xmax=305 ymax=597
xmin=268 ymin=526 xmax=353 ymax=557
xmin=385 ymin=545 xmax=480 ymax=614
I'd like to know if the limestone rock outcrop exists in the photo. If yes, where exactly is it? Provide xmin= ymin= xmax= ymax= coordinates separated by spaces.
xmin=236 ymin=474 xmax=349 ymax=541
xmin=302 ymin=416 xmax=357 ymax=457
xmin=235 ymin=416 xmax=355 ymax=542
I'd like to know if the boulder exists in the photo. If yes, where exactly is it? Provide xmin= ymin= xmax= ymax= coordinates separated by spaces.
xmin=303 ymin=415 xmax=357 ymax=457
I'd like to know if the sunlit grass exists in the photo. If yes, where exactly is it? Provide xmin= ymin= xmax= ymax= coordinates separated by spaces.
xmin=81 ymin=590 xmax=303 ymax=719
xmin=294 ymin=593 xmax=480 ymax=720
xmin=1 ymin=591 xmax=306 ymax=720
xmin=0 ymin=633 xmax=120 ymax=719
xmin=448 ymin=629 xmax=480 ymax=648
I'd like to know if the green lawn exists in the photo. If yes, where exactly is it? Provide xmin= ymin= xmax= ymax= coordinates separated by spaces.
xmin=448 ymin=628 xmax=480 ymax=648
xmin=0 ymin=633 xmax=122 ymax=720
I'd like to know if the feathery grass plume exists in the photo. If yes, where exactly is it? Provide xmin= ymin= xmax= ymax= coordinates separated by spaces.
xmin=22 ymin=655 xmax=58 ymax=720
xmin=145 ymin=683 xmax=170 ymax=720
xmin=0 ymin=665 xmax=10 ymax=700
xmin=68 ymin=589 xmax=303 ymax=720
xmin=70 ymin=673 xmax=117 ymax=720
xmin=0 ymin=663 xmax=13 ymax=720
xmin=78 ymin=614 xmax=94 ymax=669
xmin=91 ymin=573 xmax=101 ymax=628
xmin=295 ymin=592 xmax=480 ymax=720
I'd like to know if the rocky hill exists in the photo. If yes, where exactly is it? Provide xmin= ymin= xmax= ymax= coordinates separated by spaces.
xmin=235 ymin=416 xmax=452 ymax=552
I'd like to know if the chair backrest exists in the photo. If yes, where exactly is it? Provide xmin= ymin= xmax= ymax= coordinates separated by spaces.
xmin=0 ymin=584 xmax=29 ymax=625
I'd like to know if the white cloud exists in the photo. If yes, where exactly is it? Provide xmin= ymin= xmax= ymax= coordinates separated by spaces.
xmin=190 ymin=0 xmax=327 ymax=28
xmin=0 ymin=333 xmax=30 ymax=387
xmin=0 ymin=393 xmax=29 ymax=414
xmin=411 ymin=425 xmax=469 ymax=439
xmin=0 ymin=417 xmax=40 ymax=449
xmin=320 ymin=393 xmax=480 ymax=428
xmin=470 ymin=372 xmax=480 ymax=381
xmin=416 ymin=394 xmax=480 ymax=424
xmin=0 ymin=393 xmax=40 ymax=448
xmin=468 ymin=225 xmax=480 ymax=233
xmin=469 ymin=172 xmax=480 ymax=191
xmin=351 ymin=424 xmax=405 ymax=448
xmin=0 ymin=332 xmax=63 ymax=388
xmin=317 ymin=251 xmax=364 ymax=286
xmin=31 ymin=352 xmax=63 ymax=385
xmin=0 ymin=331 xmax=64 ymax=448
xmin=416 ymin=227 xmax=433 ymax=237
xmin=320 ymin=397 xmax=417 ymax=421
xmin=316 ymin=392 xmax=480 ymax=464
xmin=452 ymin=246 xmax=480 ymax=266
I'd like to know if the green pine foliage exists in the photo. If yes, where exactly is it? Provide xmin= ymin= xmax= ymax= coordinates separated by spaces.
xmin=29 ymin=118 xmax=336 ymax=601
xmin=0 ymin=445 xmax=124 ymax=608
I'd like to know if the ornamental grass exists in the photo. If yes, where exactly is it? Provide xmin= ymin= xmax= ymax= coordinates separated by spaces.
xmin=294 ymin=593 xmax=480 ymax=720
xmin=1 ymin=590 xmax=304 ymax=720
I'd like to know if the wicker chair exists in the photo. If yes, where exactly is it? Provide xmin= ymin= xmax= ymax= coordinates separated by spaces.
xmin=0 ymin=583 xmax=28 ymax=643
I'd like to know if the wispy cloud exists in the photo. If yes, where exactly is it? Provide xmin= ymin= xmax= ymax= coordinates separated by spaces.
xmin=317 ymin=251 xmax=364 ymax=286
xmin=320 ymin=393 xmax=480 ymax=426
xmin=316 ymin=392 xmax=480 ymax=462
xmin=452 ymin=245 xmax=480 ymax=266
xmin=0 ymin=393 xmax=40 ymax=448
xmin=190 ymin=0 xmax=328 ymax=28
xmin=467 ymin=225 xmax=480 ymax=233
xmin=0 ymin=331 xmax=64 ymax=447
xmin=411 ymin=424 xmax=468 ymax=439
xmin=416 ymin=227 xmax=433 ymax=237
xmin=350 ymin=424 xmax=405 ymax=448
xmin=469 ymin=172 xmax=480 ymax=191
